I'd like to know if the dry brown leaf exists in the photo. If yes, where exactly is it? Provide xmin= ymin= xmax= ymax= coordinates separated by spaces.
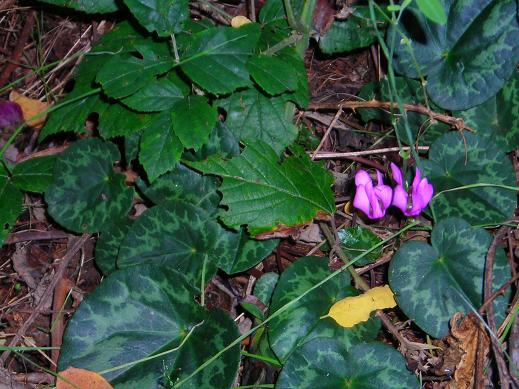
xmin=231 ymin=16 xmax=251 ymax=28
xmin=57 ymin=367 xmax=113 ymax=389
xmin=9 ymin=90 xmax=51 ymax=129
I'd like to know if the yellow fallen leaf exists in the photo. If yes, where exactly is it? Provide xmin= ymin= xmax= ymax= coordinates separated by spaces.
xmin=57 ymin=367 xmax=113 ymax=389
xmin=231 ymin=15 xmax=252 ymax=28
xmin=327 ymin=285 xmax=397 ymax=328
xmin=9 ymin=90 xmax=51 ymax=129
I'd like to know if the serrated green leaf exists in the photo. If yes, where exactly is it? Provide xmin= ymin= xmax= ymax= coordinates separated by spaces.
xmin=36 ymin=0 xmax=118 ymax=13
xmin=268 ymin=257 xmax=380 ymax=362
xmin=457 ymin=70 xmax=519 ymax=152
xmin=188 ymin=141 xmax=335 ymax=236
xmin=247 ymin=55 xmax=299 ymax=95
xmin=121 ymin=76 xmax=185 ymax=112
xmin=98 ymin=102 xmax=152 ymax=138
xmin=124 ymin=130 xmax=141 ymax=163
xmin=58 ymin=265 xmax=240 ymax=388
xmin=389 ymin=218 xmax=511 ymax=338
xmin=254 ymin=272 xmax=279 ymax=306
xmin=421 ymin=132 xmax=516 ymax=225
xmin=338 ymin=226 xmax=382 ymax=267
xmin=259 ymin=0 xmax=304 ymax=23
xmin=123 ymin=0 xmax=189 ymax=36
xmin=319 ymin=6 xmax=379 ymax=54
xmin=139 ymin=111 xmax=183 ymax=182
xmin=218 ymin=87 xmax=298 ymax=154
xmin=171 ymin=96 xmax=218 ymax=151
xmin=45 ymin=139 xmax=133 ymax=233
xmin=392 ymin=0 xmax=519 ymax=110
xmin=117 ymin=202 xmax=230 ymax=287
xmin=183 ymin=122 xmax=240 ymax=162
xmin=95 ymin=219 xmax=132 ymax=275
xmin=277 ymin=339 xmax=418 ymax=389
xmin=416 ymin=0 xmax=447 ymax=24
xmin=181 ymin=24 xmax=260 ymax=94
xmin=0 ymin=166 xmax=22 ymax=246
xmin=11 ymin=156 xmax=56 ymax=193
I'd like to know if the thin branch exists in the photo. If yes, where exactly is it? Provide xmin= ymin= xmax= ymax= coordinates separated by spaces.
xmin=311 ymin=146 xmax=429 ymax=160
xmin=311 ymin=108 xmax=343 ymax=160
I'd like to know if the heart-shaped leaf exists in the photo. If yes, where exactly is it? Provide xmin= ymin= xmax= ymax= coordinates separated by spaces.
xmin=95 ymin=219 xmax=133 ymax=275
xmin=457 ymin=70 xmax=519 ymax=152
xmin=268 ymin=256 xmax=380 ymax=362
xmin=45 ymin=139 xmax=134 ymax=233
xmin=389 ymin=218 xmax=511 ymax=338
xmin=277 ymin=339 xmax=418 ymax=389
xmin=254 ymin=272 xmax=279 ymax=306
xmin=420 ymin=132 xmax=516 ymax=225
xmin=188 ymin=141 xmax=335 ymax=236
xmin=12 ymin=156 xmax=56 ymax=193
xmin=58 ymin=264 xmax=240 ymax=388
xmin=392 ymin=0 xmax=519 ymax=110
xmin=123 ymin=0 xmax=189 ymax=36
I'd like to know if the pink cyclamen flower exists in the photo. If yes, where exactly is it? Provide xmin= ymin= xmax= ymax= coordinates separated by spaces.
xmin=353 ymin=169 xmax=393 ymax=219
xmin=390 ymin=162 xmax=433 ymax=217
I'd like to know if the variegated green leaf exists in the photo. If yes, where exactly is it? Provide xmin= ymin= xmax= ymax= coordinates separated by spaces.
xmin=392 ymin=0 xmax=519 ymax=110
xmin=277 ymin=339 xmax=418 ymax=389
xmin=389 ymin=218 xmax=511 ymax=338
xmin=45 ymin=139 xmax=133 ymax=233
xmin=254 ymin=272 xmax=279 ymax=306
xmin=421 ymin=132 xmax=516 ymax=225
xmin=268 ymin=256 xmax=380 ymax=362
xmin=95 ymin=219 xmax=133 ymax=275
xmin=183 ymin=122 xmax=240 ymax=162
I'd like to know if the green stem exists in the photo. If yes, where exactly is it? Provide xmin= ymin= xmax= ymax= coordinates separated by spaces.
xmin=261 ymin=32 xmax=304 ymax=56
xmin=172 ymin=221 xmax=419 ymax=388
xmin=283 ymin=0 xmax=299 ymax=30
xmin=240 ymin=350 xmax=282 ymax=367
xmin=433 ymin=183 xmax=519 ymax=198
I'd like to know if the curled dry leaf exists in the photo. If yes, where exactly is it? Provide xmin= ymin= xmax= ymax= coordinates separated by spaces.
xmin=56 ymin=367 xmax=113 ymax=389
xmin=9 ymin=90 xmax=51 ymax=129
xmin=327 ymin=285 xmax=397 ymax=328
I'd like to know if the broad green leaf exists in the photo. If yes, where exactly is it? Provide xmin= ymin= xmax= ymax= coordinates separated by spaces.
xmin=183 ymin=122 xmax=240 ymax=162
xmin=171 ymin=96 xmax=218 ymax=151
xmin=142 ymin=164 xmax=220 ymax=214
xmin=338 ymin=226 xmax=382 ymax=267
xmin=188 ymin=141 xmax=335 ymax=236
xmin=123 ymin=0 xmax=189 ymax=36
xmin=181 ymin=24 xmax=260 ymax=94
xmin=392 ymin=0 xmax=519 ymax=110
xmin=117 ymin=202 xmax=230 ymax=286
xmin=457 ymin=70 xmax=519 ymax=152
xmin=268 ymin=256 xmax=380 ymax=362
xmin=253 ymin=272 xmax=279 ymax=306
xmin=124 ymin=130 xmax=141 ymax=163
xmin=278 ymin=50 xmax=310 ymax=108
xmin=421 ymin=132 xmax=516 ymax=225
xmin=247 ymin=55 xmax=299 ymax=95
xmin=319 ymin=6 xmax=378 ymax=54
xmin=98 ymin=102 xmax=151 ymax=138
xmin=96 ymin=55 xmax=173 ymax=99
xmin=11 ymin=156 xmax=56 ymax=193
xmin=389 ymin=218 xmax=511 ymax=338
xmin=416 ymin=0 xmax=447 ymax=24
xmin=139 ymin=112 xmax=183 ymax=182
xmin=45 ymin=139 xmax=133 ymax=233
xmin=58 ymin=265 xmax=240 ymax=388
xmin=121 ymin=76 xmax=185 ymax=112
xmin=218 ymin=228 xmax=278 ymax=274
xmin=95 ymin=219 xmax=132 ymax=275
xmin=277 ymin=339 xmax=418 ymax=389
xmin=258 ymin=0 xmax=304 ymax=23
xmin=0 ymin=166 xmax=22 ymax=246
xmin=36 ymin=0 xmax=118 ymax=13
xmin=218 ymin=87 xmax=298 ymax=154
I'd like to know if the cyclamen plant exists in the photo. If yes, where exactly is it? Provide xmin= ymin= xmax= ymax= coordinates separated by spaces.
xmin=353 ymin=164 xmax=434 ymax=219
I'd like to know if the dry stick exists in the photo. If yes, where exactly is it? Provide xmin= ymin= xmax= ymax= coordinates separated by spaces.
xmin=311 ymin=146 xmax=430 ymax=160
xmin=311 ymin=107 xmax=343 ymax=160
xmin=5 ymin=230 xmax=70 ymax=245
xmin=0 ymin=10 xmax=36 ymax=88
xmin=479 ymin=272 xmax=519 ymax=314
xmin=0 ymin=234 xmax=90 ymax=365
xmin=484 ymin=228 xmax=513 ymax=388
xmin=308 ymin=100 xmax=474 ymax=131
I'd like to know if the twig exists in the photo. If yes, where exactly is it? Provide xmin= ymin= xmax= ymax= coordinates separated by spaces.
xmin=311 ymin=146 xmax=429 ymax=160
xmin=479 ymin=272 xmax=519 ymax=314
xmin=5 ymin=230 xmax=69 ymax=245
xmin=191 ymin=0 xmax=231 ymax=24
xmin=0 ymin=234 xmax=90 ymax=365
xmin=311 ymin=108 xmax=343 ymax=160
xmin=309 ymin=100 xmax=474 ymax=131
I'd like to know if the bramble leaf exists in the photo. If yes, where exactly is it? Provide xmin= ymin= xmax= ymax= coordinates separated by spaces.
xmin=123 ymin=0 xmax=189 ymax=36
xmin=36 ymin=0 xmax=118 ymax=13
xmin=247 ymin=55 xmax=299 ymax=95
xmin=12 ymin=156 xmax=56 ymax=193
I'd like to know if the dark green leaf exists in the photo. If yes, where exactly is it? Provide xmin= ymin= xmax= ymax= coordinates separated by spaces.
xmin=259 ymin=0 xmax=303 ymax=23
xmin=98 ymin=102 xmax=152 ymax=138
xmin=12 ymin=156 xmax=56 ymax=193
xmin=247 ymin=55 xmax=299 ymax=95
xmin=0 ymin=166 xmax=22 ymax=246
xmin=218 ymin=87 xmax=298 ymax=154
xmin=277 ymin=339 xmax=418 ymax=389
xmin=121 ymin=76 xmax=185 ymax=112
xmin=58 ymin=265 xmax=240 ymax=388
xmin=338 ymin=226 xmax=382 ymax=267
xmin=416 ymin=0 xmax=447 ymax=24
xmin=188 ymin=141 xmax=336 ymax=236
xmin=392 ymin=0 xmax=519 ymax=110
xmin=95 ymin=219 xmax=133 ymax=275
xmin=253 ymin=272 xmax=278 ymax=306
xmin=181 ymin=24 xmax=260 ymax=94
xmin=124 ymin=130 xmax=141 ymax=163
xmin=268 ymin=257 xmax=380 ymax=362
xmin=389 ymin=218 xmax=511 ymax=338
xmin=421 ymin=132 xmax=517 ymax=225
xmin=183 ymin=122 xmax=241 ymax=162
xmin=36 ymin=0 xmax=118 ymax=13
xmin=45 ymin=139 xmax=134 ymax=233
xmin=171 ymin=96 xmax=218 ymax=151
xmin=139 ymin=112 xmax=183 ymax=182
xmin=124 ymin=0 xmax=189 ymax=36
xmin=457 ymin=70 xmax=519 ymax=152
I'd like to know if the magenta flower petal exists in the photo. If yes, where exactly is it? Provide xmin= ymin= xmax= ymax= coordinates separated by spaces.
xmin=355 ymin=170 xmax=372 ymax=186
xmin=353 ymin=181 xmax=373 ymax=217
xmin=392 ymin=185 xmax=409 ymax=214
xmin=390 ymin=164 xmax=434 ymax=217
xmin=390 ymin=162 xmax=403 ymax=185
xmin=354 ymin=169 xmax=393 ymax=219
xmin=0 ymin=101 xmax=23 ymax=129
